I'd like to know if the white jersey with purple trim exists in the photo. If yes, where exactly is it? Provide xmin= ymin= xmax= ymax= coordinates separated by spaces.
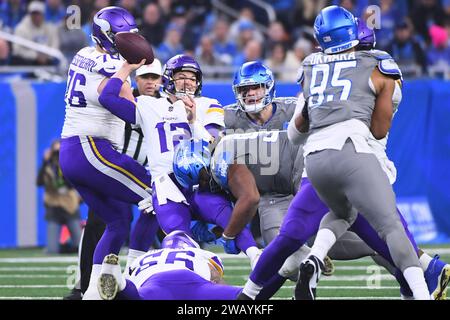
xmin=194 ymin=96 xmax=225 ymax=127
xmin=61 ymin=46 xmax=130 ymax=148
xmin=129 ymin=247 xmax=223 ymax=289
xmin=135 ymin=96 xmax=191 ymax=182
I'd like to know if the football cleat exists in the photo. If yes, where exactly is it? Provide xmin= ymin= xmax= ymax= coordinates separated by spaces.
xmin=294 ymin=255 xmax=324 ymax=300
xmin=424 ymin=255 xmax=450 ymax=300
xmin=321 ymin=256 xmax=335 ymax=276
xmin=97 ymin=254 xmax=122 ymax=300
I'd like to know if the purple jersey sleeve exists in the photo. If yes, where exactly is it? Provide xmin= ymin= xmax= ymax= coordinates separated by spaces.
xmin=98 ymin=77 xmax=137 ymax=124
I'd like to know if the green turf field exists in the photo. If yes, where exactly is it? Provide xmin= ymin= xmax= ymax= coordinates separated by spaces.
xmin=0 ymin=246 xmax=449 ymax=300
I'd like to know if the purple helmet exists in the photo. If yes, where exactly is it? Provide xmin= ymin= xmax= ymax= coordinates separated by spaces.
xmin=161 ymin=230 xmax=200 ymax=249
xmin=162 ymin=54 xmax=202 ymax=97
xmin=92 ymin=6 xmax=138 ymax=54
xmin=356 ymin=18 xmax=376 ymax=50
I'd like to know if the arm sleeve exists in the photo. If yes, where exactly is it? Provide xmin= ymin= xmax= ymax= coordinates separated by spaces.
xmin=98 ymin=78 xmax=137 ymax=124
xmin=287 ymin=93 xmax=309 ymax=145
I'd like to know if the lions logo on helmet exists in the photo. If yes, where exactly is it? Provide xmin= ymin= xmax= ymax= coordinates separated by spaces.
xmin=173 ymin=139 xmax=211 ymax=189
xmin=232 ymin=61 xmax=276 ymax=114
xmin=161 ymin=230 xmax=200 ymax=249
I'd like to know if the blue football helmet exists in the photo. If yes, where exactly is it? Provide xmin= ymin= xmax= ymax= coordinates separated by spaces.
xmin=314 ymin=5 xmax=359 ymax=54
xmin=162 ymin=54 xmax=203 ymax=97
xmin=232 ymin=61 xmax=275 ymax=114
xmin=173 ymin=139 xmax=211 ymax=189
xmin=161 ymin=230 xmax=200 ymax=249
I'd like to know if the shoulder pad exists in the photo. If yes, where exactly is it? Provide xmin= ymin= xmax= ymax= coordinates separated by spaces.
xmin=223 ymin=103 xmax=239 ymax=111
xmin=273 ymin=97 xmax=298 ymax=107
xmin=296 ymin=65 xmax=304 ymax=84
xmin=370 ymin=49 xmax=393 ymax=60
xmin=378 ymin=58 xmax=403 ymax=80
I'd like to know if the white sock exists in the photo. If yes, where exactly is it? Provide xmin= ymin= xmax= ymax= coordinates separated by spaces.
xmin=124 ymin=249 xmax=146 ymax=277
xmin=82 ymin=264 xmax=102 ymax=300
xmin=242 ymin=279 xmax=263 ymax=300
xmin=279 ymin=245 xmax=311 ymax=280
xmin=246 ymin=246 xmax=261 ymax=269
xmin=419 ymin=253 xmax=433 ymax=272
xmin=403 ymin=266 xmax=431 ymax=300
xmin=309 ymin=229 xmax=336 ymax=262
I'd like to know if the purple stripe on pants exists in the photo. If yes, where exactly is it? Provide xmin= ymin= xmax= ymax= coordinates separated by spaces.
xmin=60 ymin=136 xmax=151 ymax=263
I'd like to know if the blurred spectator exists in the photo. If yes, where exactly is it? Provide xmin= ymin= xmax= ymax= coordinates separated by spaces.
xmin=168 ymin=3 xmax=197 ymax=53
xmin=0 ymin=38 xmax=10 ymax=65
xmin=157 ymin=0 xmax=172 ymax=22
xmin=0 ymin=0 xmax=27 ymax=32
xmin=57 ymin=14 xmax=88 ymax=65
xmin=195 ymin=34 xmax=226 ymax=78
xmin=290 ymin=0 xmax=328 ymax=40
xmin=11 ymin=1 xmax=59 ymax=66
xmin=235 ymin=19 xmax=265 ymax=53
xmin=386 ymin=20 xmax=427 ymax=77
xmin=229 ymin=7 xmax=264 ymax=45
xmin=373 ymin=0 xmax=406 ymax=51
xmin=262 ymin=0 xmax=295 ymax=31
xmin=410 ymin=0 xmax=446 ymax=44
xmin=293 ymin=37 xmax=313 ymax=62
xmin=211 ymin=18 xmax=237 ymax=65
xmin=45 ymin=0 xmax=66 ymax=26
xmin=119 ymin=0 xmax=142 ymax=25
xmin=266 ymin=21 xmax=291 ymax=54
xmin=338 ymin=0 xmax=357 ymax=15
xmin=156 ymin=22 xmax=184 ymax=64
xmin=140 ymin=3 xmax=165 ymax=47
xmin=37 ymin=139 xmax=82 ymax=255
xmin=427 ymin=24 xmax=450 ymax=77
xmin=264 ymin=42 xmax=299 ymax=82
xmin=233 ymin=39 xmax=263 ymax=66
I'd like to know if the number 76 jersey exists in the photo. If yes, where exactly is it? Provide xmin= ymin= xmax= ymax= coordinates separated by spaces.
xmin=61 ymin=47 xmax=128 ymax=148
xmin=129 ymin=248 xmax=223 ymax=288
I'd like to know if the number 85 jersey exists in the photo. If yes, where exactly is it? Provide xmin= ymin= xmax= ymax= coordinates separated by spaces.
xmin=61 ymin=47 xmax=129 ymax=148
xmin=129 ymin=248 xmax=223 ymax=289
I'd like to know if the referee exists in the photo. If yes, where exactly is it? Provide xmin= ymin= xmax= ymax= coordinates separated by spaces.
xmin=64 ymin=59 xmax=163 ymax=299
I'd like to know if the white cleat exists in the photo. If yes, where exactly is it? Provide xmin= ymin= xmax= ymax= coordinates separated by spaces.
xmin=97 ymin=254 xmax=122 ymax=301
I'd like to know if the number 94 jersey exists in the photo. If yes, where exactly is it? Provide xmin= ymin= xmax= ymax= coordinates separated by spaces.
xmin=61 ymin=47 xmax=128 ymax=148
xmin=129 ymin=248 xmax=223 ymax=289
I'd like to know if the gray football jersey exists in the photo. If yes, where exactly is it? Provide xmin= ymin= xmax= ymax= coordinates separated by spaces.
xmin=210 ymin=131 xmax=302 ymax=195
xmin=224 ymin=97 xmax=297 ymax=131
xmin=301 ymin=50 xmax=399 ymax=131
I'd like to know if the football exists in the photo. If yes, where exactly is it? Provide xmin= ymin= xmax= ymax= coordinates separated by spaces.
xmin=115 ymin=32 xmax=154 ymax=65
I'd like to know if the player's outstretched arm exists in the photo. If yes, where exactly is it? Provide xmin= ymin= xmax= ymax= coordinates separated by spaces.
xmin=223 ymin=164 xmax=260 ymax=239
xmin=98 ymin=59 xmax=146 ymax=124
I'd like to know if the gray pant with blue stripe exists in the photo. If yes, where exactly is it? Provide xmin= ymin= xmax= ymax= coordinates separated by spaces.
xmin=305 ymin=140 xmax=420 ymax=271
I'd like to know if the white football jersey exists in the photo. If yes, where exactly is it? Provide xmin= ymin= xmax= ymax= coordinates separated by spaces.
xmin=194 ymin=96 xmax=225 ymax=127
xmin=135 ymin=96 xmax=192 ymax=181
xmin=61 ymin=47 xmax=129 ymax=148
xmin=129 ymin=247 xmax=222 ymax=289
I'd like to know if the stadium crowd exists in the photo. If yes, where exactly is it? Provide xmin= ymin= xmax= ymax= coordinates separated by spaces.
xmin=1 ymin=0 xmax=450 ymax=79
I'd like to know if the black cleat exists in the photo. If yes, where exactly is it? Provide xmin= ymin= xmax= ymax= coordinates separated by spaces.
xmin=294 ymin=255 xmax=324 ymax=300
xmin=237 ymin=292 xmax=253 ymax=300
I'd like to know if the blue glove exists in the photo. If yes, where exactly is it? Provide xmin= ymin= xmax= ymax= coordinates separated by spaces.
xmin=219 ymin=237 xmax=241 ymax=255
xmin=190 ymin=221 xmax=217 ymax=243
